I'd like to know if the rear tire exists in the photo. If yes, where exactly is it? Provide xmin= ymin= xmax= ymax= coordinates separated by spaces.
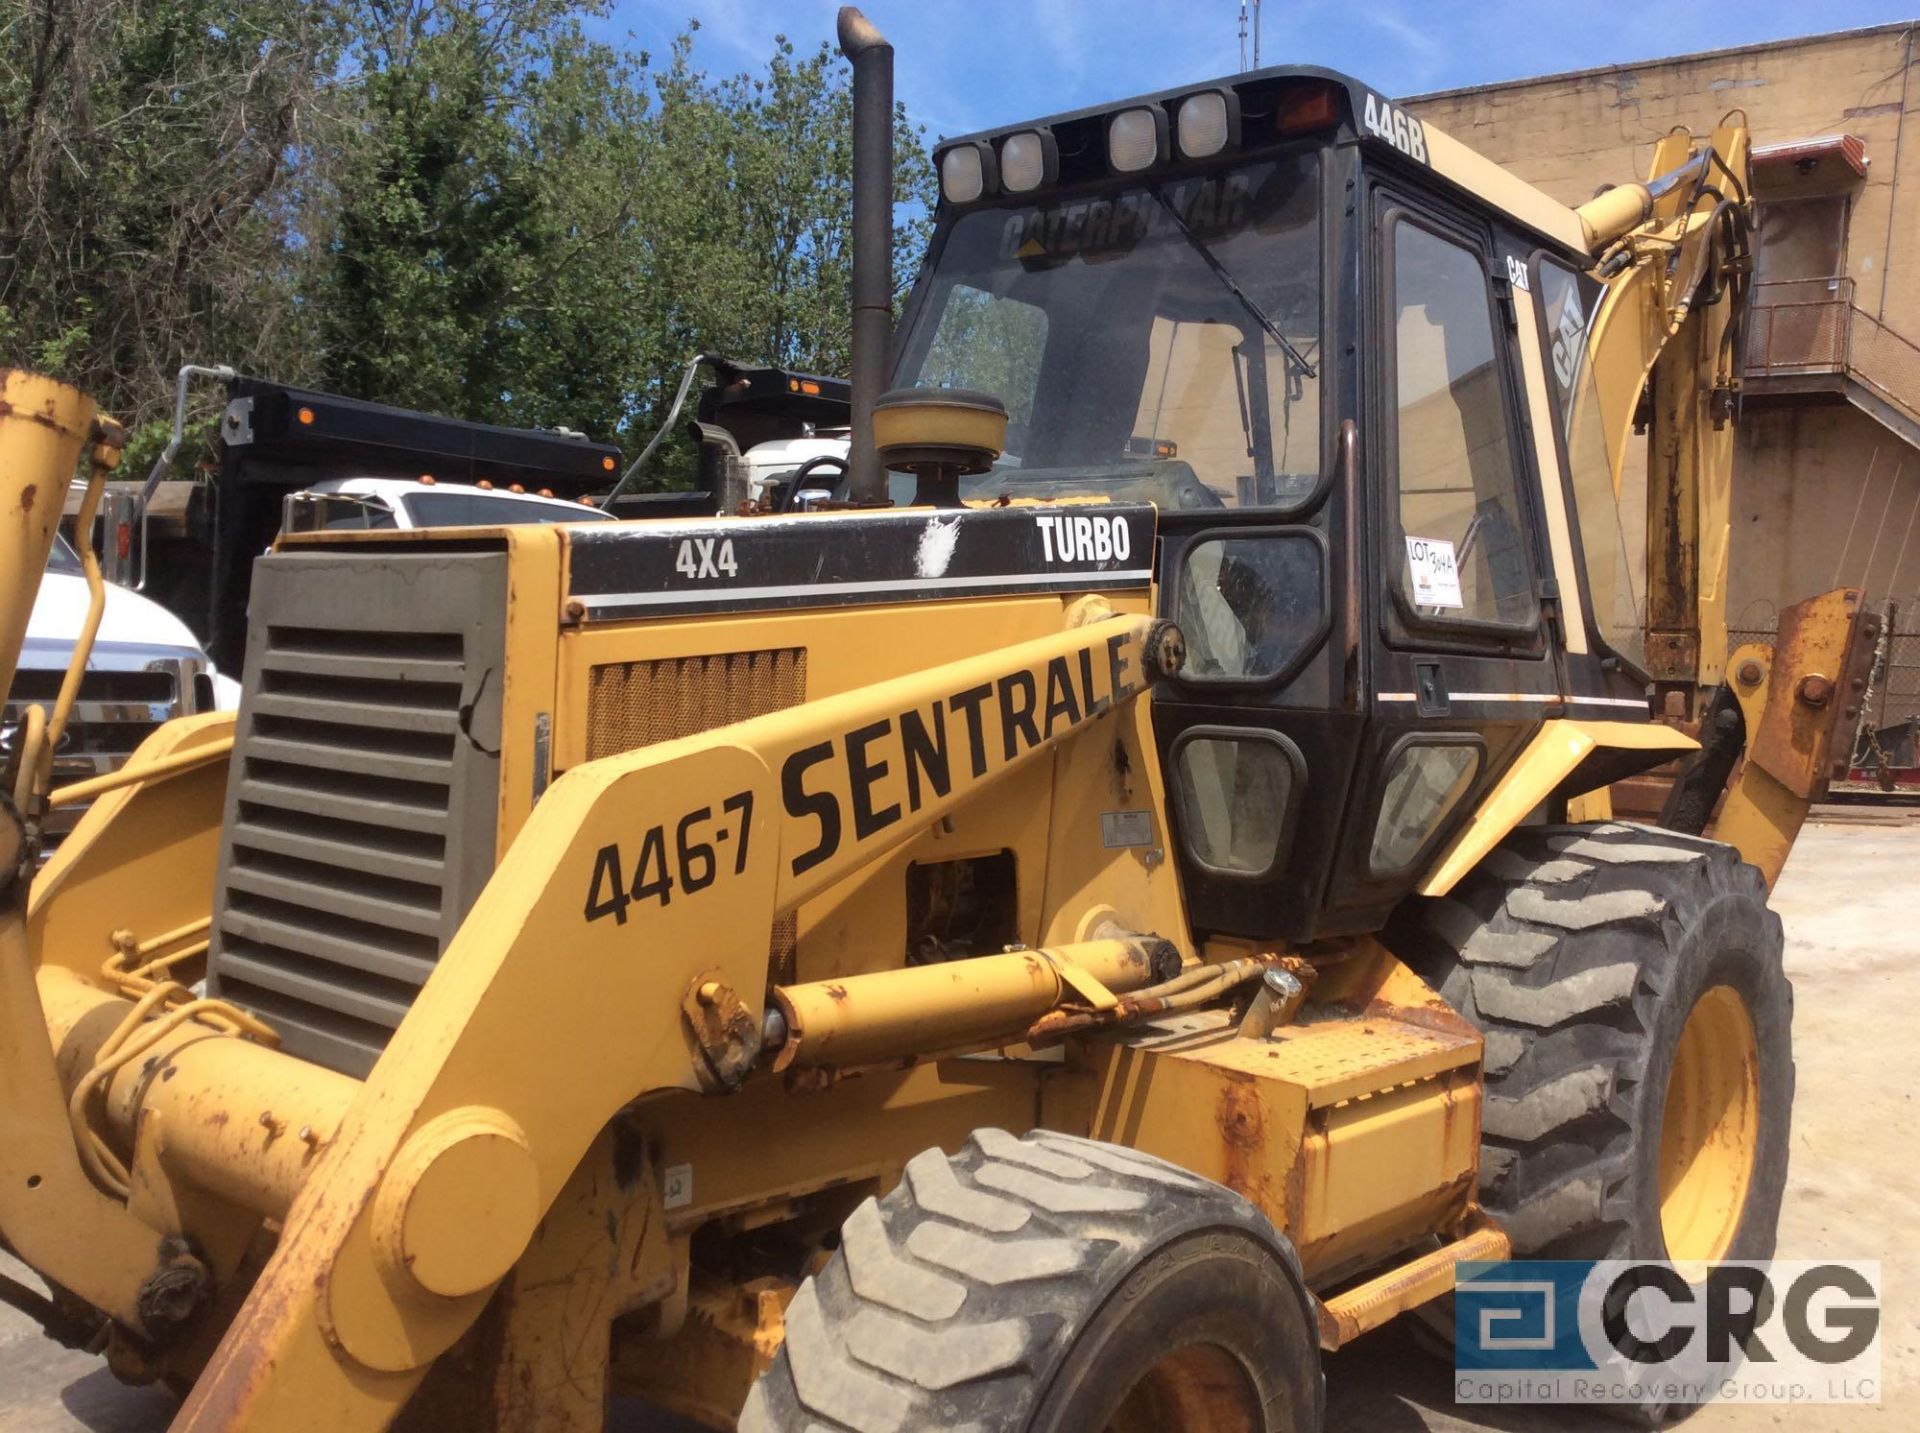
xmin=742 ymin=1129 xmax=1323 ymax=1432
xmin=1392 ymin=821 xmax=1793 ymax=1422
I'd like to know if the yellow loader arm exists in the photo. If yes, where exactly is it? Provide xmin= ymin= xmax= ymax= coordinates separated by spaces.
xmin=144 ymin=610 xmax=1179 ymax=1425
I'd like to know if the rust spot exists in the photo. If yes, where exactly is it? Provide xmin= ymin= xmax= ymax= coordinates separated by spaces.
xmin=1024 ymin=1008 xmax=1075 ymax=1039
xmin=1748 ymin=589 xmax=1876 ymax=802
xmin=1439 ymin=1078 xmax=1460 ymax=1159
xmin=0 ymin=396 xmax=67 ymax=432
xmin=1215 ymin=1078 xmax=1272 ymax=1210
xmin=823 ymin=982 xmax=849 ymax=1005
xmin=1282 ymin=1135 xmax=1308 ymax=1232
xmin=18 ymin=482 xmax=37 ymax=513
xmin=206 ymin=1110 xmax=229 ymax=1128
xmin=1370 ymin=993 xmax=1479 ymax=1041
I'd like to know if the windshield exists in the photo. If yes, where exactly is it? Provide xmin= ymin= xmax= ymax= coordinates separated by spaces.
xmin=46 ymin=533 xmax=83 ymax=576
xmin=893 ymin=152 xmax=1322 ymax=510
xmin=402 ymin=491 xmax=612 ymax=527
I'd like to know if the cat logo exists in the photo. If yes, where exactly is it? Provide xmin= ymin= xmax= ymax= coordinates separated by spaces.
xmin=1361 ymin=92 xmax=1428 ymax=165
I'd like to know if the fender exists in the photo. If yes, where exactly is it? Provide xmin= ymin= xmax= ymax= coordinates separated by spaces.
xmin=1417 ymin=719 xmax=1698 ymax=898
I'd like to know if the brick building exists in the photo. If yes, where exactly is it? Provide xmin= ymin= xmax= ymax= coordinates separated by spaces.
xmin=1407 ymin=22 xmax=1920 ymax=731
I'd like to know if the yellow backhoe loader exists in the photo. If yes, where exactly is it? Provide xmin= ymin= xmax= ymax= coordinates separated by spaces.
xmin=0 ymin=10 xmax=1879 ymax=1430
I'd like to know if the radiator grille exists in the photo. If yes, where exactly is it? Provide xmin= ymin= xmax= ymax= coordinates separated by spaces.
xmin=588 ymin=647 xmax=806 ymax=978
xmin=209 ymin=552 xmax=506 ymax=1077
xmin=587 ymin=647 xmax=806 ymax=756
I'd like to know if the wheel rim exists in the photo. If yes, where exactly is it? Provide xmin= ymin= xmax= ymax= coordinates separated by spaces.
xmin=1105 ymin=1341 xmax=1262 ymax=1433
xmin=1658 ymin=983 xmax=1761 ymax=1266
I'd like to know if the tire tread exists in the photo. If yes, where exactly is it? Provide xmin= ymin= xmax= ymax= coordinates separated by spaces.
xmin=744 ymin=1130 xmax=1314 ymax=1432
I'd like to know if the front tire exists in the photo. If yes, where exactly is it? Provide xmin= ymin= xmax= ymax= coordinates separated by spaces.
xmin=1393 ymin=821 xmax=1793 ymax=1420
xmin=743 ymin=1129 xmax=1323 ymax=1432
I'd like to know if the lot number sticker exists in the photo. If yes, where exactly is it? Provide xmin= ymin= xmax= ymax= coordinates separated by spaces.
xmin=1406 ymin=536 xmax=1464 ymax=609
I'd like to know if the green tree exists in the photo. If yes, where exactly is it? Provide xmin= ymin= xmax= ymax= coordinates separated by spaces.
xmin=314 ymin=1 xmax=653 ymax=438
xmin=634 ymin=26 xmax=931 ymax=374
xmin=0 ymin=0 xmax=333 ymax=459
xmin=317 ymin=8 xmax=935 ymax=482
xmin=619 ymin=23 xmax=933 ymax=483
xmin=2 ymin=1 xmax=937 ymax=484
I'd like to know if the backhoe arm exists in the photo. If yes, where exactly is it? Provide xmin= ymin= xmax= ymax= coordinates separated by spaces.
xmin=1576 ymin=127 xmax=1876 ymax=874
xmin=1579 ymin=122 xmax=1752 ymax=703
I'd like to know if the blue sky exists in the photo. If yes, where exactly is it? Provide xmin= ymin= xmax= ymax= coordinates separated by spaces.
xmin=597 ymin=1 xmax=1916 ymax=143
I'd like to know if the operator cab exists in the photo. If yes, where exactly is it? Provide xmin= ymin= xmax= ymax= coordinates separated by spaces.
xmin=897 ymin=68 xmax=1651 ymax=942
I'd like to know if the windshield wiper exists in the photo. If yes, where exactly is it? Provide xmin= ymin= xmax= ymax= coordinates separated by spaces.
xmin=1149 ymin=186 xmax=1317 ymax=380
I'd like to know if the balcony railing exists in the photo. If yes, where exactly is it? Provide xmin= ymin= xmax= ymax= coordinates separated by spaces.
xmin=1744 ymin=277 xmax=1854 ymax=375
xmin=1744 ymin=277 xmax=1920 ymax=435
xmin=1851 ymin=309 xmax=1920 ymax=428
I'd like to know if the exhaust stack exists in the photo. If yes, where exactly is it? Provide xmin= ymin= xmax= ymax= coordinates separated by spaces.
xmin=838 ymin=7 xmax=893 ymax=505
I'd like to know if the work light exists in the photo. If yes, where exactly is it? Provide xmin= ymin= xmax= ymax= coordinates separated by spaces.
xmin=1108 ymin=106 xmax=1168 ymax=172
xmin=1178 ymin=91 xmax=1239 ymax=159
xmin=939 ymin=143 xmax=993 ymax=203
xmin=1000 ymin=130 xmax=1056 ymax=193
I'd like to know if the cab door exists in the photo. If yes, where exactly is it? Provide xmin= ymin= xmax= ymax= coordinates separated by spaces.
xmin=1322 ymin=185 xmax=1559 ymax=927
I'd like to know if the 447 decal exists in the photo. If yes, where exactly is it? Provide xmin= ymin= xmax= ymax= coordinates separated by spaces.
xmin=584 ymin=790 xmax=753 ymax=924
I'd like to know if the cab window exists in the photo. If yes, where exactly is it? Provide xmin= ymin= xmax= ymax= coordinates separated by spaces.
xmin=1389 ymin=218 xmax=1534 ymax=628
xmin=894 ymin=151 xmax=1323 ymax=511
xmin=918 ymin=285 xmax=1048 ymax=455
xmin=1173 ymin=530 xmax=1326 ymax=684
xmin=1535 ymin=255 xmax=1646 ymax=668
